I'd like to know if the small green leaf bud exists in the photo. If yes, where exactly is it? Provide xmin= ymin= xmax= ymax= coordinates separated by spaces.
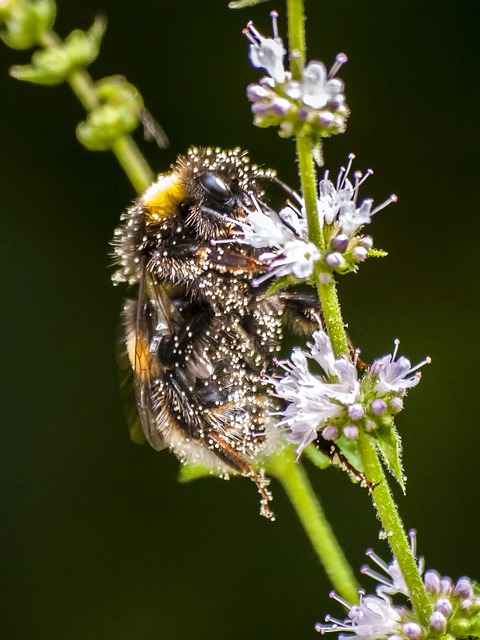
xmin=0 ymin=0 xmax=56 ymax=50
xmin=10 ymin=15 xmax=106 ymax=85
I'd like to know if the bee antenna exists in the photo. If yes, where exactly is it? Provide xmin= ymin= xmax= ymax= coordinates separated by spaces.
xmin=271 ymin=175 xmax=302 ymax=204
xmin=139 ymin=107 xmax=169 ymax=149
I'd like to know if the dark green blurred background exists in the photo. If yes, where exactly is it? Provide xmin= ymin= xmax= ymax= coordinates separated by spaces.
xmin=1 ymin=0 xmax=479 ymax=638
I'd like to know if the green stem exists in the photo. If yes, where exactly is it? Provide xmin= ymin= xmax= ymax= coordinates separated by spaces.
xmin=111 ymin=136 xmax=154 ymax=195
xmin=39 ymin=30 xmax=154 ymax=195
xmin=358 ymin=434 xmax=432 ymax=626
xmin=296 ymin=136 xmax=324 ymax=250
xmin=268 ymin=450 xmax=359 ymax=602
xmin=286 ymin=0 xmax=306 ymax=74
xmin=286 ymin=0 xmax=431 ymax=623
xmin=317 ymin=277 xmax=349 ymax=358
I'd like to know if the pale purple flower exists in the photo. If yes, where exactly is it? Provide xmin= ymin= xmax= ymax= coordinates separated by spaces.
xmin=316 ymin=534 xmax=479 ymax=640
xmin=361 ymin=531 xmax=423 ymax=598
xmin=316 ymin=592 xmax=404 ymax=640
xmin=302 ymin=61 xmax=345 ymax=110
xmin=317 ymin=155 xmax=397 ymax=235
xmin=253 ymin=239 xmax=321 ymax=285
xmin=245 ymin=15 xmax=348 ymax=138
xmin=271 ymin=326 xmax=361 ymax=457
xmin=245 ymin=16 xmax=286 ymax=83
xmin=371 ymin=340 xmax=431 ymax=396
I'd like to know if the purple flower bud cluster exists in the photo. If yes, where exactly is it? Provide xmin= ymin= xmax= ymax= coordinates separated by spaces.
xmin=423 ymin=571 xmax=480 ymax=636
xmin=318 ymin=537 xmax=480 ymax=640
xmin=270 ymin=326 xmax=428 ymax=459
xmin=245 ymin=15 xmax=348 ymax=144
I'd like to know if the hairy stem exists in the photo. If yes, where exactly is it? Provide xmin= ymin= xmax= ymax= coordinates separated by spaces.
xmin=296 ymin=136 xmax=325 ymax=251
xmin=317 ymin=276 xmax=349 ymax=358
xmin=286 ymin=0 xmax=306 ymax=74
xmin=285 ymin=0 xmax=431 ymax=619
xmin=358 ymin=434 xmax=432 ymax=626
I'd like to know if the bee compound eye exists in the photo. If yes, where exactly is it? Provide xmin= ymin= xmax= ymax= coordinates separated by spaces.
xmin=197 ymin=171 xmax=234 ymax=204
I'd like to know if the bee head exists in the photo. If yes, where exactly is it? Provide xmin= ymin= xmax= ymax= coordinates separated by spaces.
xmin=178 ymin=147 xmax=268 ymax=240
xmin=196 ymin=171 xmax=236 ymax=207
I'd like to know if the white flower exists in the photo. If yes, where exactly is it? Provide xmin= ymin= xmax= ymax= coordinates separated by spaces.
xmin=338 ymin=198 xmax=374 ymax=237
xmin=316 ymin=592 xmax=404 ymax=640
xmin=309 ymin=328 xmax=360 ymax=404
xmin=237 ymin=206 xmax=295 ymax=249
xmin=370 ymin=340 xmax=431 ymax=397
xmin=245 ymin=17 xmax=348 ymax=139
xmin=270 ymin=327 xmax=362 ymax=457
xmin=317 ymin=155 xmax=397 ymax=238
xmin=245 ymin=17 xmax=286 ymax=84
xmin=317 ymin=535 xmax=480 ymax=640
xmin=302 ymin=61 xmax=345 ymax=110
xmin=273 ymin=348 xmax=345 ymax=457
xmin=279 ymin=203 xmax=309 ymax=238
xmin=344 ymin=596 xmax=403 ymax=640
xmin=236 ymin=155 xmax=396 ymax=285
xmin=253 ymin=239 xmax=321 ymax=286
xmin=309 ymin=328 xmax=337 ymax=376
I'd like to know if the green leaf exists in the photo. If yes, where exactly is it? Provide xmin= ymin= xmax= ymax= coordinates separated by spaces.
xmin=372 ymin=424 xmax=405 ymax=492
xmin=336 ymin=435 xmax=365 ymax=477
xmin=229 ymin=0 xmax=272 ymax=9
xmin=368 ymin=247 xmax=388 ymax=258
xmin=259 ymin=274 xmax=297 ymax=298
xmin=177 ymin=464 xmax=213 ymax=483
xmin=303 ymin=444 xmax=331 ymax=470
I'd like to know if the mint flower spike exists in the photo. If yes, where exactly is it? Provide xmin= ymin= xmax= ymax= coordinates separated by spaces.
xmin=244 ymin=12 xmax=349 ymax=143
xmin=317 ymin=534 xmax=480 ymax=640
xmin=268 ymin=326 xmax=429 ymax=465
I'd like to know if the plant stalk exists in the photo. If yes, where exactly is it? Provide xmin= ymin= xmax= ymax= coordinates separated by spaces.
xmin=357 ymin=434 xmax=432 ymax=626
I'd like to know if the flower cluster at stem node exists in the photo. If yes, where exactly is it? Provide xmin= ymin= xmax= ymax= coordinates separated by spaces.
xmin=234 ymin=154 xmax=394 ymax=286
xmin=244 ymin=11 xmax=348 ymax=145
xmin=317 ymin=533 xmax=480 ymax=640
xmin=269 ymin=325 xmax=429 ymax=467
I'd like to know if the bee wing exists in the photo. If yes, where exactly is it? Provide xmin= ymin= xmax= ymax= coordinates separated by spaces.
xmin=120 ymin=264 xmax=180 ymax=451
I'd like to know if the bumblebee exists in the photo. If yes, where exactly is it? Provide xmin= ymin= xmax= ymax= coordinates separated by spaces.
xmin=112 ymin=147 xmax=317 ymax=517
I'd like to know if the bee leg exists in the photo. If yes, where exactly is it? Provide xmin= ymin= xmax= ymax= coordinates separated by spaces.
xmin=207 ymin=248 xmax=266 ymax=273
xmin=350 ymin=346 xmax=370 ymax=371
xmin=150 ymin=243 xmax=265 ymax=281
xmin=314 ymin=435 xmax=375 ymax=490
xmin=205 ymin=431 xmax=274 ymax=520
xmin=280 ymin=291 xmax=323 ymax=334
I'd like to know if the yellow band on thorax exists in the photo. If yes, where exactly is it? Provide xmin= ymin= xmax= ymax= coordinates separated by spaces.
xmin=142 ymin=172 xmax=187 ymax=222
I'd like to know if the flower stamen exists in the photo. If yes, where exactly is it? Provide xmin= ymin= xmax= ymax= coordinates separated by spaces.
xmin=328 ymin=52 xmax=348 ymax=79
